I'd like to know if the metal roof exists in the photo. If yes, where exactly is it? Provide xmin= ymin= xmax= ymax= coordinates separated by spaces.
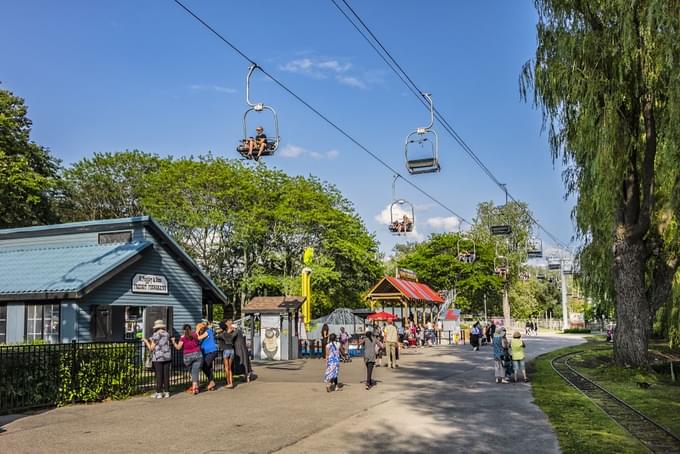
xmin=242 ymin=296 xmax=306 ymax=314
xmin=0 ymin=216 xmax=229 ymax=305
xmin=366 ymin=276 xmax=445 ymax=304
xmin=0 ymin=216 xmax=151 ymax=239
xmin=0 ymin=241 xmax=152 ymax=300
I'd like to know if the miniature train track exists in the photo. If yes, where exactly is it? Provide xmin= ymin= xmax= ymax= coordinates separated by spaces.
xmin=551 ymin=350 xmax=680 ymax=453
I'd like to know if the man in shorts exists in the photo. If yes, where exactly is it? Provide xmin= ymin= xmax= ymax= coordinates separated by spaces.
xmin=246 ymin=126 xmax=267 ymax=160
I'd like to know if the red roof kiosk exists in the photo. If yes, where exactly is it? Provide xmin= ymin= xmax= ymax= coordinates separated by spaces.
xmin=365 ymin=273 xmax=444 ymax=326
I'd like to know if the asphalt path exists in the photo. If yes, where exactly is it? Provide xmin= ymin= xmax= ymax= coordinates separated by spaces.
xmin=0 ymin=333 xmax=584 ymax=454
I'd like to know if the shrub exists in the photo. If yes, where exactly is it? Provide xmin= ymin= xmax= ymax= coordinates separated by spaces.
xmin=58 ymin=343 xmax=139 ymax=404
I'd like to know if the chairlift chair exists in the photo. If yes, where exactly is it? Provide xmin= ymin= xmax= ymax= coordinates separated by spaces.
xmin=547 ymin=255 xmax=562 ymax=270
xmin=457 ymin=235 xmax=476 ymax=263
xmin=527 ymin=237 xmax=543 ymax=258
xmin=404 ymin=93 xmax=440 ymax=174
xmin=494 ymin=255 xmax=509 ymax=279
xmin=388 ymin=200 xmax=415 ymax=235
xmin=236 ymin=65 xmax=280 ymax=159
xmin=490 ymin=224 xmax=512 ymax=236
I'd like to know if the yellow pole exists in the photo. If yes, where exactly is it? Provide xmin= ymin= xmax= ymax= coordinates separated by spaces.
xmin=301 ymin=248 xmax=314 ymax=331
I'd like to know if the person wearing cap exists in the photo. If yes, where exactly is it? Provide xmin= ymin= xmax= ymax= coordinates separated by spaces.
xmin=142 ymin=319 xmax=172 ymax=398
xmin=492 ymin=326 xmax=510 ymax=384
xmin=245 ymin=126 xmax=267 ymax=160
xmin=511 ymin=331 xmax=528 ymax=383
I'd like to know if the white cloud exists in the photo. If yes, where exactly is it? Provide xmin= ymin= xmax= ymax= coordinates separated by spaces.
xmin=279 ymin=56 xmax=377 ymax=90
xmin=414 ymin=203 xmax=436 ymax=212
xmin=280 ymin=144 xmax=340 ymax=160
xmin=189 ymin=84 xmax=236 ymax=94
xmin=280 ymin=144 xmax=306 ymax=158
xmin=426 ymin=216 xmax=460 ymax=232
xmin=279 ymin=58 xmax=351 ymax=79
xmin=336 ymin=75 xmax=367 ymax=90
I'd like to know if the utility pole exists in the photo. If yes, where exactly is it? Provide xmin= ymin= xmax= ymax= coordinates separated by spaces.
xmin=483 ymin=292 xmax=488 ymax=323
xmin=502 ymin=282 xmax=511 ymax=329
xmin=560 ymin=260 xmax=569 ymax=330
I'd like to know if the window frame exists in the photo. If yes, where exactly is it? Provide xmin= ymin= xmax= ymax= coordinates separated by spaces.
xmin=98 ymin=230 xmax=133 ymax=245
xmin=24 ymin=303 xmax=61 ymax=343
xmin=0 ymin=304 xmax=6 ymax=344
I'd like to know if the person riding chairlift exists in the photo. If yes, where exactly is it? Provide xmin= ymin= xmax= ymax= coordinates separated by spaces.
xmin=243 ymin=126 xmax=267 ymax=161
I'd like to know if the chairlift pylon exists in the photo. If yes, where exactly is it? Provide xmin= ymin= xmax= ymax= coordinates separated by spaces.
xmin=236 ymin=65 xmax=280 ymax=160
xmin=404 ymin=93 xmax=440 ymax=175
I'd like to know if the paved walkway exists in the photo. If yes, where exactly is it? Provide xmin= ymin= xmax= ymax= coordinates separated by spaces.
xmin=0 ymin=333 xmax=584 ymax=454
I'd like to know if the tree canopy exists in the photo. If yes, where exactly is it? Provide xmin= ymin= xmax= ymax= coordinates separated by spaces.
xmin=59 ymin=152 xmax=383 ymax=316
xmin=523 ymin=0 xmax=680 ymax=366
xmin=0 ymin=88 xmax=60 ymax=227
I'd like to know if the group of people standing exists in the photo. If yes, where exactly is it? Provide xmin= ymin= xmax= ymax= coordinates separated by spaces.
xmin=492 ymin=327 xmax=529 ymax=384
xmin=142 ymin=318 xmax=252 ymax=399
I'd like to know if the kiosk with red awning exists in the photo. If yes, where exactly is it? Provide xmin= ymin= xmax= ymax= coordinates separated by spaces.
xmin=365 ymin=274 xmax=444 ymax=326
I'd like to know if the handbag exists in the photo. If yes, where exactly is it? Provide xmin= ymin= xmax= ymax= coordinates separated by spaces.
xmin=145 ymin=350 xmax=153 ymax=369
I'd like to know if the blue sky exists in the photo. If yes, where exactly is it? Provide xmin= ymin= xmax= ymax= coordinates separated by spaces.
xmin=1 ymin=0 xmax=575 ymax=256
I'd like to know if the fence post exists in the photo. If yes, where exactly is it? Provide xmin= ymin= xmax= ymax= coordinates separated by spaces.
xmin=70 ymin=340 xmax=78 ymax=403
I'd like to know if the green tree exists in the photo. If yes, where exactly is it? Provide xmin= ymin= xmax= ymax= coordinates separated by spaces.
xmin=0 ymin=88 xmax=60 ymax=227
xmin=522 ymin=1 xmax=680 ymax=366
xmin=471 ymin=200 xmax=536 ymax=325
xmin=508 ymin=279 xmax=542 ymax=320
xmin=58 ymin=150 xmax=165 ymax=221
xmin=392 ymin=232 xmax=503 ymax=315
xmin=137 ymin=155 xmax=382 ymax=316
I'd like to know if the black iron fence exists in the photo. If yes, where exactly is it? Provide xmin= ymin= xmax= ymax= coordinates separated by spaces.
xmin=0 ymin=341 xmax=225 ymax=415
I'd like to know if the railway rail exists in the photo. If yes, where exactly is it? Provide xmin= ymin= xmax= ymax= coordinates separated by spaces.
xmin=551 ymin=350 xmax=680 ymax=453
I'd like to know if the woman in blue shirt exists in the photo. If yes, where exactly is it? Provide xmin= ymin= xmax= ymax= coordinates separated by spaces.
xmin=197 ymin=322 xmax=219 ymax=391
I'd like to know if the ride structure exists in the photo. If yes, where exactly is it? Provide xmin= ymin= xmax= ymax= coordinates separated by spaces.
xmin=236 ymin=64 xmax=280 ymax=159
xmin=388 ymin=175 xmax=415 ymax=235
xmin=494 ymin=242 xmax=509 ymax=279
xmin=527 ymin=237 xmax=543 ymax=258
xmin=490 ymin=185 xmax=512 ymax=235
xmin=404 ymin=92 xmax=440 ymax=174
xmin=457 ymin=234 xmax=476 ymax=263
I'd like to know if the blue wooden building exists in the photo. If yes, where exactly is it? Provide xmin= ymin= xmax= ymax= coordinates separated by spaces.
xmin=0 ymin=216 xmax=227 ymax=343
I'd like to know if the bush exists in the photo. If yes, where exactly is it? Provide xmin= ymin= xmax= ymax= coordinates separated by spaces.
xmin=1 ymin=342 xmax=142 ymax=413
xmin=563 ymin=328 xmax=592 ymax=334
xmin=58 ymin=343 xmax=139 ymax=404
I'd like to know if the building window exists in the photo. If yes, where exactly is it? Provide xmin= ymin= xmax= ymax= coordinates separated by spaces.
xmin=98 ymin=231 xmax=132 ymax=245
xmin=0 ymin=305 xmax=6 ymax=344
xmin=25 ymin=304 xmax=60 ymax=343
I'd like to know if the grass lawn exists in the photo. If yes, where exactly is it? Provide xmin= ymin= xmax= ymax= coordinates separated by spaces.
xmin=570 ymin=346 xmax=680 ymax=436
xmin=530 ymin=339 xmax=647 ymax=454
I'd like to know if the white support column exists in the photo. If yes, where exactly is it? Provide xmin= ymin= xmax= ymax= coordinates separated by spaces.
xmin=561 ymin=263 xmax=569 ymax=330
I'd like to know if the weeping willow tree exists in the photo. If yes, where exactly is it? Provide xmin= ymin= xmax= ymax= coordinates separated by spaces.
xmin=522 ymin=1 xmax=680 ymax=367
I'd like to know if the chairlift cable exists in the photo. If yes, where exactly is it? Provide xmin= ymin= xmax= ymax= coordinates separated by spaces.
xmin=331 ymin=0 xmax=571 ymax=250
xmin=172 ymin=0 xmax=472 ymax=226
